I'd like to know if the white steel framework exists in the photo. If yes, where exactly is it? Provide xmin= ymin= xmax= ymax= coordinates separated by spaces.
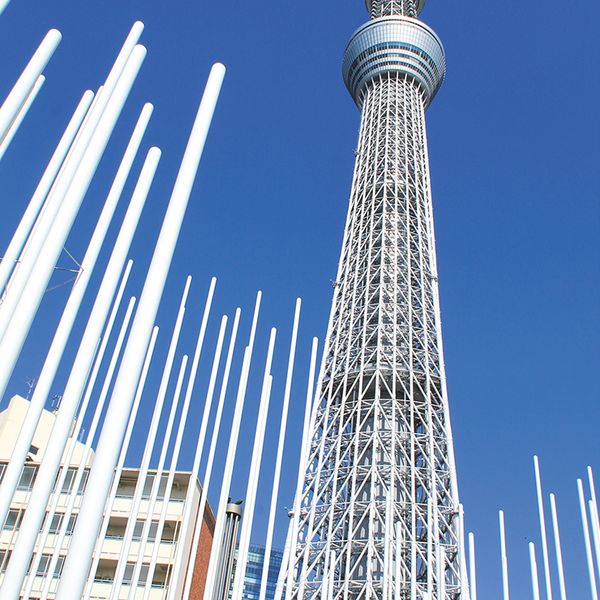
xmin=286 ymin=1 xmax=464 ymax=598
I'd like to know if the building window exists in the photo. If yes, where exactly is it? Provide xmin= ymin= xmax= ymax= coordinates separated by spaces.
xmin=3 ymin=509 xmax=23 ymax=531
xmin=48 ymin=513 xmax=77 ymax=535
xmin=17 ymin=465 xmax=38 ymax=491
xmin=58 ymin=467 xmax=89 ymax=495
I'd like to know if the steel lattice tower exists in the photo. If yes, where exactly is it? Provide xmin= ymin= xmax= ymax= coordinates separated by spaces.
xmin=287 ymin=1 xmax=466 ymax=598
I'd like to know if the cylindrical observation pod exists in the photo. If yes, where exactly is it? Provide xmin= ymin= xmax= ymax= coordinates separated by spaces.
xmin=343 ymin=16 xmax=445 ymax=108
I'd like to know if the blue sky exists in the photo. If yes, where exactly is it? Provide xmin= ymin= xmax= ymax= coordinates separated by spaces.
xmin=0 ymin=0 xmax=599 ymax=597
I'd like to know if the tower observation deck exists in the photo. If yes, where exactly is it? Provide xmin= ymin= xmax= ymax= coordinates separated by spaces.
xmin=286 ymin=0 xmax=466 ymax=598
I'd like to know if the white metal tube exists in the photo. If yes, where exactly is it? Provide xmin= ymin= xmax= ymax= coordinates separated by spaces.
xmin=0 ymin=75 xmax=44 ymax=161
xmin=0 ymin=146 xmax=159 ymax=598
xmin=499 ymin=511 xmax=510 ymax=600
xmin=82 ymin=326 xmax=159 ymax=600
xmin=257 ymin=300 xmax=301 ymax=600
xmin=231 ymin=329 xmax=277 ymax=600
xmin=0 ymin=0 xmax=10 ymax=16
xmin=0 ymin=102 xmax=151 ymax=529
xmin=529 ymin=543 xmax=541 ymax=600
xmin=468 ymin=532 xmax=477 ymax=600
xmin=0 ymin=24 xmax=142 ymax=339
xmin=589 ymin=468 xmax=600 ymax=582
xmin=459 ymin=504 xmax=470 ymax=600
xmin=0 ymin=89 xmax=93 ymax=298
xmin=179 ymin=309 xmax=241 ymax=600
xmin=0 ymin=29 xmax=61 ymax=142
xmin=549 ymin=494 xmax=568 ymax=600
xmin=57 ymin=63 xmax=225 ymax=600
xmin=36 ymin=296 xmax=137 ymax=600
xmin=204 ymin=291 xmax=262 ymax=600
xmin=287 ymin=337 xmax=319 ymax=599
xmin=578 ymin=478 xmax=599 ymax=600
xmin=0 ymin=43 xmax=147 ymax=400
xmin=533 ymin=456 xmax=553 ymax=600
xmin=168 ymin=313 xmax=228 ymax=600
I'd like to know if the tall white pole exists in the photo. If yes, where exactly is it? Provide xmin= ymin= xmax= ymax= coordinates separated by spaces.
xmin=0 ymin=0 xmax=10 ymax=16
xmin=82 ymin=326 xmax=159 ymax=600
xmin=589 ymin=468 xmax=600 ymax=581
xmin=0 ymin=102 xmax=152 ymax=529
xmin=0 ymin=23 xmax=142 ymax=333
xmin=0 ymin=146 xmax=160 ymax=599
xmin=287 ymin=337 xmax=319 ymax=600
xmin=168 ymin=314 xmax=229 ymax=600
xmin=180 ymin=309 xmax=241 ymax=600
xmin=204 ymin=291 xmax=262 ymax=600
xmin=0 ymin=29 xmax=61 ymax=142
xmin=459 ymin=504 xmax=470 ymax=600
xmin=578 ymin=478 xmax=599 ymax=600
xmin=0 ymin=90 xmax=94 ymax=295
xmin=231 ymin=329 xmax=277 ymax=600
xmin=468 ymin=532 xmax=477 ymax=600
xmin=0 ymin=43 xmax=147 ymax=400
xmin=549 ymin=494 xmax=567 ymax=600
xmin=34 ymin=296 xmax=138 ymax=600
xmin=0 ymin=74 xmax=45 ymax=161
xmin=529 ymin=543 xmax=541 ymax=600
xmin=533 ymin=456 xmax=553 ymax=600
xmin=257 ymin=300 xmax=301 ymax=600
xmin=57 ymin=58 xmax=225 ymax=592
xmin=499 ymin=510 xmax=510 ymax=600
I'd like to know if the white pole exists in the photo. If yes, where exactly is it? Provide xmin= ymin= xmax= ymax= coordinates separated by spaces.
xmin=231 ymin=329 xmax=277 ymax=600
xmin=35 ymin=296 xmax=138 ymax=600
xmin=499 ymin=510 xmax=510 ymax=600
xmin=0 ymin=29 xmax=61 ymax=142
xmin=179 ymin=309 xmax=241 ymax=600
xmin=458 ymin=504 xmax=470 ymax=600
xmin=204 ymin=291 xmax=262 ymax=600
xmin=82 ymin=326 xmax=159 ymax=600
xmin=168 ymin=314 xmax=229 ymax=600
xmin=0 ymin=0 xmax=10 ymax=16
xmin=0 ymin=43 xmax=147 ymax=399
xmin=0 ymin=146 xmax=160 ymax=598
xmin=468 ymin=532 xmax=477 ymax=600
xmin=57 ymin=62 xmax=225 ymax=599
xmin=549 ymin=494 xmax=567 ymax=600
xmin=533 ymin=456 xmax=553 ymax=600
xmin=0 ymin=90 xmax=94 ymax=295
xmin=589 ymin=468 xmax=600 ymax=581
xmin=0 ymin=102 xmax=151 ymax=528
xmin=257 ymin=300 xmax=301 ymax=600
xmin=0 ymin=23 xmax=142 ymax=333
xmin=394 ymin=521 xmax=402 ymax=600
xmin=529 ymin=543 xmax=541 ymax=600
xmin=287 ymin=337 xmax=319 ymax=599
xmin=578 ymin=478 xmax=599 ymax=600
xmin=0 ymin=74 xmax=44 ymax=161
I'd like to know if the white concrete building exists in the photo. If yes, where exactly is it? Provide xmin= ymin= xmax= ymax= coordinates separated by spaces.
xmin=0 ymin=395 xmax=214 ymax=599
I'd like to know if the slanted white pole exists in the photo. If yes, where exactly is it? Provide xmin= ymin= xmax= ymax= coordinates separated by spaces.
xmin=499 ymin=511 xmax=510 ymax=600
xmin=0 ymin=29 xmax=61 ymax=142
xmin=58 ymin=62 xmax=224 ymax=596
xmin=458 ymin=504 xmax=470 ymax=600
xmin=257 ymin=300 xmax=301 ymax=600
xmin=204 ymin=291 xmax=262 ymax=600
xmin=82 ymin=326 xmax=159 ymax=600
xmin=35 ymin=296 xmax=138 ymax=600
xmin=578 ymin=478 xmax=599 ymax=600
xmin=0 ymin=74 xmax=44 ymax=161
xmin=180 ymin=309 xmax=241 ymax=600
xmin=0 ymin=42 xmax=147 ymax=400
xmin=0 ymin=23 xmax=142 ymax=338
xmin=287 ymin=337 xmax=319 ymax=600
xmin=0 ymin=146 xmax=160 ymax=598
xmin=588 ymin=468 xmax=600 ymax=582
xmin=0 ymin=102 xmax=151 ymax=529
xmin=115 ymin=277 xmax=194 ymax=595
xmin=168 ymin=314 xmax=229 ymax=600
xmin=533 ymin=456 xmax=553 ymax=600
xmin=0 ymin=0 xmax=11 ymax=16
xmin=231 ymin=329 xmax=277 ymax=600
xmin=468 ymin=533 xmax=477 ymax=600
xmin=0 ymin=90 xmax=94 ymax=295
xmin=529 ymin=543 xmax=541 ymax=600
xmin=549 ymin=494 xmax=568 ymax=600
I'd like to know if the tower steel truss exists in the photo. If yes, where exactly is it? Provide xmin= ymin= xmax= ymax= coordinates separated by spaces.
xmin=287 ymin=1 xmax=465 ymax=598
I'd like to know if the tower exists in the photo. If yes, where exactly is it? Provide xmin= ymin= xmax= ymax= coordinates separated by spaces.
xmin=288 ymin=0 xmax=465 ymax=598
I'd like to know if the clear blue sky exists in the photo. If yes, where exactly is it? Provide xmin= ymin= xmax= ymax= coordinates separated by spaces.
xmin=0 ymin=0 xmax=598 ymax=597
